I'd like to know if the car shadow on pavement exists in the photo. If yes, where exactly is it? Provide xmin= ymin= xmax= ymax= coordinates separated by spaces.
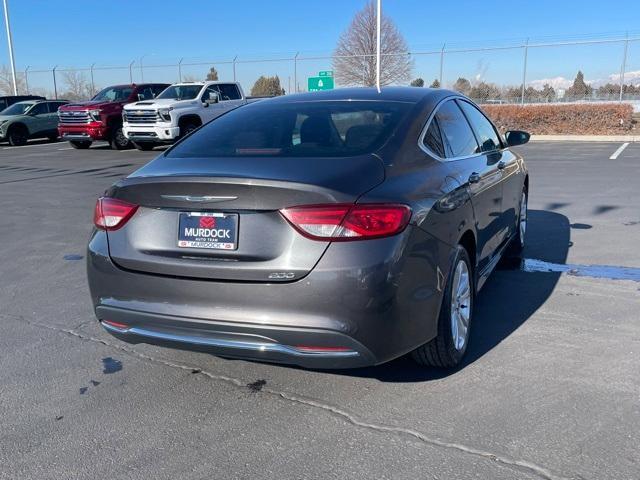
xmin=344 ymin=209 xmax=571 ymax=382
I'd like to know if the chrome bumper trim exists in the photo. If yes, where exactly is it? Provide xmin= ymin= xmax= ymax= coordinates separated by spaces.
xmin=62 ymin=133 xmax=92 ymax=141
xmin=101 ymin=322 xmax=360 ymax=358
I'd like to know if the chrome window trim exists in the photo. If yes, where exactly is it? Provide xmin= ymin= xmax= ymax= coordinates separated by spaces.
xmin=418 ymin=95 xmax=501 ymax=162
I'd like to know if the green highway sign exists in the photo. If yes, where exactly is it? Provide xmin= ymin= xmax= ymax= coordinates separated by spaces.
xmin=318 ymin=70 xmax=333 ymax=77
xmin=308 ymin=76 xmax=335 ymax=91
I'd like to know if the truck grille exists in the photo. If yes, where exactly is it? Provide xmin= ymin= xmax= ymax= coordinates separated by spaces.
xmin=124 ymin=110 xmax=158 ymax=124
xmin=58 ymin=111 xmax=90 ymax=124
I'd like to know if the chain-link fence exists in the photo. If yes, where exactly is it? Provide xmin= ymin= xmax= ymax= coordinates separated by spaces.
xmin=9 ymin=34 xmax=640 ymax=106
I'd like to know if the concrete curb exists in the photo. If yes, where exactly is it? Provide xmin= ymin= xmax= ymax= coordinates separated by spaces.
xmin=530 ymin=135 xmax=639 ymax=142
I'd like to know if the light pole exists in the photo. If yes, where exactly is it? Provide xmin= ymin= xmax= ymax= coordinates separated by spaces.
xmin=24 ymin=65 xmax=29 ymax=93
xmin=375 ymin=0 xmax=381 ymax=93
xmin=140 ymin=53 xmax=153 ymax=83
xmin=2 ymin=0 xmax=18 ymax=94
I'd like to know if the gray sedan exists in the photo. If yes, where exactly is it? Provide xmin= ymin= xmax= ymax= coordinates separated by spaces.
xmin=87 ymin=87 xmax=529 ymax=369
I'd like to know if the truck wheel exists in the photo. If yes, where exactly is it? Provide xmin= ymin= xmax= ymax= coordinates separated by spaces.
xmin=411 ymin=245 xmax=474 ymax=368
xmin=110 ymin=127 xmax=130 ymax=150
xmin=180 ymin=122 xmax=199 ymax=138
xmin=7 ymin=125 xmax=28 ymax=146
xmin=133 ymin=142 xmax=155 ymax=151
xmin=70 ymin=140 xmax=92 ymax=149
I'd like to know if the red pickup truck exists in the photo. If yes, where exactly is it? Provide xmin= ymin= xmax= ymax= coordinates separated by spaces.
xmin=57 ymin=83 xmax=168 ymax=149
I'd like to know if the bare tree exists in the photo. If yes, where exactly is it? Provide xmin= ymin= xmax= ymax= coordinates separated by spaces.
xmin=61 ymin=70 xmax=94 ymax=100
xmin=333 ymin=1 xmax=412 ymax=87
xmin=206 ymin=66 xmax=219 ymax=81
xmin=0 ymin=65 xmax=26 ymax=95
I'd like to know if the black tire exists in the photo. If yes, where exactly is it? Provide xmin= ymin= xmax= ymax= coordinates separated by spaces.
xmin=70 ymin=140 xmax=91 ymax=149
xmin=179 ymin=122 xmax=199 ymax=138
xmin=411 ymin=245 xmax=474 ymax=368
xmin=506 ymin=188 xmax=528 ymax=257
xmin=7 ymin=125 xmax=28 ymax=146
xmin=133 ymin=142 xmax=155 ymax=151
xmin=109 ymin=126 xmax=130 ymax=150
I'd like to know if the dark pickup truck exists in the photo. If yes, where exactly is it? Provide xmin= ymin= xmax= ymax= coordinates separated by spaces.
xmin=57 ymin=83 xmax=168 ymax=149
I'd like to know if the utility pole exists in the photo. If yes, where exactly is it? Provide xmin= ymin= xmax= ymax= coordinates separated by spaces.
xmin=521 ymin=38 xmax=529 ymax=106
xmin=619 ymin=34 xmax=629 ymax=103
xmin=2 ymin=0 xmax=18 ymax=94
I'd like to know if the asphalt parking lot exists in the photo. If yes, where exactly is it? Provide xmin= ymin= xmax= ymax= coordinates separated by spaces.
xmin=1 ymin=140 xmax=638 ymax=480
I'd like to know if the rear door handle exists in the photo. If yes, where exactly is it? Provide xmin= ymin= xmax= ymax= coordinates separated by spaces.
xmin=468 ymin=172 xmax=481 ymax=184
xmin=497 ymin=160 xmax=506 ymax=170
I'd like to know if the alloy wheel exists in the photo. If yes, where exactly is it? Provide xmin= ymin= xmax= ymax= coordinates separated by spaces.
xmin=519 ymin=191 xmax=527 ymax=247
xmin=450 ymin=260 xmax=471 ymax=351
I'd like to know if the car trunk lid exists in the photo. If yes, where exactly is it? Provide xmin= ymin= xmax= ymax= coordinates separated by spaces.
xmin=104 ymin=154 xmax=384 ymax=282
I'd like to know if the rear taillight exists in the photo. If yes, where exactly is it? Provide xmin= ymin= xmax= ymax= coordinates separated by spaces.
xmin=280 ymin=204 xmax=411 ymax=241
xmin=93 ymin=197 xmax=138 ymax=231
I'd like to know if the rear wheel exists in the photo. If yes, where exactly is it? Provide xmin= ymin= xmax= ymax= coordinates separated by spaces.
xmin=507 ymin=188 xmax=527 ymax=256
xmin=7 ymin=125 xmax=28 ymax=146
xmin=133 ymin=142 xmax=155 ymax=151
xmin=109 ymin=127 xmax=130 ymax=150
xmin=412 ymin=245 xmax=474 ymax=368
xmin=70 ymin=140 xmax=91 ymax=149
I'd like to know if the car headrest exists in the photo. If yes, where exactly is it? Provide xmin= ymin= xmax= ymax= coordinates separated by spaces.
xmin=300 ymin=116 xmax=332 ymax=145
xmin=345 ymin=124 xmax=384 ymax=150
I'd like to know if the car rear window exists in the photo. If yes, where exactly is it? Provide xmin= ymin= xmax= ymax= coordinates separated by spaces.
xmin=166 ymin=100 xmax=412 ymax=158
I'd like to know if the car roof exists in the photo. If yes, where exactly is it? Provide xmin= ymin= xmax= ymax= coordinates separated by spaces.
xmin=13 ymin=100 xmax=41 ymax=105
xmin=266 ymin=86 xmax=455 ymax=104
xmin=0 ymin=94 xmax=44 ymax=99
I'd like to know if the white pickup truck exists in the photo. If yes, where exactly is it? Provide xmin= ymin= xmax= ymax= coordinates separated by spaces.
xmin=122 ymin=81 xmax=249 ymax=150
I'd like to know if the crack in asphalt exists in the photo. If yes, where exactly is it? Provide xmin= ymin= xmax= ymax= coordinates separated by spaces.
xmin=8 ymin=314 xmax=573 ymax=480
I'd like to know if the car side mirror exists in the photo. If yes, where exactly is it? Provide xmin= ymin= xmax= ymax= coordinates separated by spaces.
xmin=204 ymin=92 xmax=219 ymax=105
xmin=505 ymin=130 xmax=530 ymax=147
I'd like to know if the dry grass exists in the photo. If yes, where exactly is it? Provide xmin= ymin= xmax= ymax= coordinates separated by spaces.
xmin=482 ymin=103 xmax=635 ymax=135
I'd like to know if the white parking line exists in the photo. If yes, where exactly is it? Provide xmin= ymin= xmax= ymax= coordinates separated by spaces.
xmin=609 ymin=142 xmax=630 ymax=160
xmin=57 ymin=147 xmax=75 ymax=151
xmin=2 ymin=142 xmax=60 ymax=150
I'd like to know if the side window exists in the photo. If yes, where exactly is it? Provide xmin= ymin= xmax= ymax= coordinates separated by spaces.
xmin=29 ymin=103 xmax=48 ymax=115
xmin=218 ymin=84 xmax=241 ymax=100
xmin=137 ymin=87 xmax=154 ymax=101
xmin=457 ymin=100 xmax=502 ymax=153
xmin=422 ymin=117 xmax=445 ymax=158
xmin=47 ymin=102 xmax=64 ymax=113
xmin=434 ymin=100 xmax=479 ymax=158
xmin=152 ymin=85 xmax=166 ymax=97
xmin=0 ymin=100 xmax=7 ymax=111
xmin=201 ymin=85 xmax=219 ymax=102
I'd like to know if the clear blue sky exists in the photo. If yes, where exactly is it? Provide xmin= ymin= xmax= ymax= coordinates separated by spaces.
xmin=2 ymin=0 xmax=639 ymax=93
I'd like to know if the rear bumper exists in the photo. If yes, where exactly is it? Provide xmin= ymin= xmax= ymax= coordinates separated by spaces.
xmin=123 ymin=124 xmax=179 ymax=142
xmin=58 ymin=123 xmax=108 ymax=141
xmin=98 ymin=308 xmax=374 ymax=368
xmin=87 ymin=227 xmax=451 ymax=369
